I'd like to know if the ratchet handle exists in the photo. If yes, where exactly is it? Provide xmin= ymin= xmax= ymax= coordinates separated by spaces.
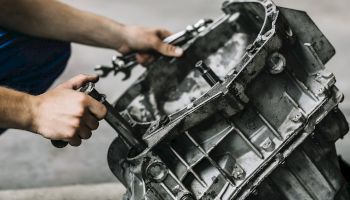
xmin=80 ymin=82 xmax=142 ymax=148
xmin=51 ymin=82 xmax=142 ymax=149
xmin=50 ymin=83 xmax=99 ymax=148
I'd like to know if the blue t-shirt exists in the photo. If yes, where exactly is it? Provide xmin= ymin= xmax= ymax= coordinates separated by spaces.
xmin=0 ymin=28 xmax=71 ymax=134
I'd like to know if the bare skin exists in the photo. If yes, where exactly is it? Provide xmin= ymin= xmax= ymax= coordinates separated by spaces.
xmin=0 ymin=0 xmax=183 ymax=146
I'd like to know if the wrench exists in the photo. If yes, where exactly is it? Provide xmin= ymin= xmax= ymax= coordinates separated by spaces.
xmin=95 ymin=19 xmax=213 ymax=80
xmin=51 ymin=82 xmax=144 ymax=149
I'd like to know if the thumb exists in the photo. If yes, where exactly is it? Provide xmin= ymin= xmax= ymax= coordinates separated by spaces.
xmin=57 ymin=74 xmax=99 ymax=90
xmin=154 ymin=42 xmax=183 ymax=57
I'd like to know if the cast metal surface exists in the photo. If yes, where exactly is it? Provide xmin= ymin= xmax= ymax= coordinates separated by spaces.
xmin=102 ymin=0 xmax=350 ymax=199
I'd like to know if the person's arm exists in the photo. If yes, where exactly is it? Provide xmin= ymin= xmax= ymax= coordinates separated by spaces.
xmin=0 ymin=87 xmax=34 ymax=132
xmin=0 ymin=0 xmax=183 ymax=58
xmin=0 ymin=75 xmax=107 ymax=147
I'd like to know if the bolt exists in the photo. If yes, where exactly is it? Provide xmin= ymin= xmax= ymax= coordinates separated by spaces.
xmin=187 ymin=103 xmax=194 ymax=110
xmin=246 ymin=44 xmax=253 ymax=51
xmin=149 ymin=124 xmax=157 ymax=132
xmin=252 ymin=189 xmax=259 ymax=196
xmin=146 ymin=162 xmax=168 ymax=182
xmin=260 ymin=138 xmax=275 ymax=152
xmin=317 ymin=87 xmax=325 ymax=97
xmin=292 ymin=113 xmax=303 ymax=123
xmin=195 ymin=60 xmax=221 ymax=86
xmin=275 ymin=153 xmax=285 ymax=164
xmin=255 ymin=35 xmax=265 ymax=46
xmin=181 ymin=194 xmax=195 ymax=200
xmin=322 ymin=71 xmax=334 ymax=79
xmin=232 ymin=165 xmax=245 ymax=180
xmin=316 ymin=72 xmax=322 ymax=79
xmin=160 ymin=115 xmax=170 ymax=126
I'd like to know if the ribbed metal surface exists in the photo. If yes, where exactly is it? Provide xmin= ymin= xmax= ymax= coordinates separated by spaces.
xmin=249 ymin=135 xmax=349 ymax=200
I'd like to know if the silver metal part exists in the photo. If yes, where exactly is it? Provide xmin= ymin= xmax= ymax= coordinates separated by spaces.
xmin=104 ymin=0 xmax=349 ymax=199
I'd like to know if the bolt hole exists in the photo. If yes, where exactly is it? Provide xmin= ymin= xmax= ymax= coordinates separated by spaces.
xmin=268 ymin=53 xmax=286 ymax=74
xmin=285 ymin=27 xmax=293 ymax=37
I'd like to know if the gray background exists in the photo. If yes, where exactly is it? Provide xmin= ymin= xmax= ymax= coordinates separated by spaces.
xmin=0 ymin=0 xmax=349 ymax=190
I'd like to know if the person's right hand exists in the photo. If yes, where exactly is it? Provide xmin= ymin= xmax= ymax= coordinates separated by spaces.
xmin=29 ymin=74 xmax=107 ymax=147
xmin=118 ymin=26 xmax=183 ymax=64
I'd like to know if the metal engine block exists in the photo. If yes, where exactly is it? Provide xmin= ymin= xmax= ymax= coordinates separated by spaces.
xmin=106 ymin=0 xmax=350 ymax=199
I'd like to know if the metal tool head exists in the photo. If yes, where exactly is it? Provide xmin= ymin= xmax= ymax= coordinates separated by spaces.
xmin=95 ymin=19 xmax=214 ymax=81
xmin=94 ymin=55 xmax=138 ymax=80
xmin=114 ymin=65 xmax=133 ymax=81
xmin=94 ymin=65 xmax=115 ymax=78
xmin=112 ymin=55 xmax=138 ymax=81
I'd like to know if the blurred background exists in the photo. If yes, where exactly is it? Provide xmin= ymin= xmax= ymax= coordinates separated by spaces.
xmin=0 ymin=0 xmax=349 ymax=197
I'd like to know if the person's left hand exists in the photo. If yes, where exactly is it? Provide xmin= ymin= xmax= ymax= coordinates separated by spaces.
xmin=118 ymin=26 xmax=183 ymax=64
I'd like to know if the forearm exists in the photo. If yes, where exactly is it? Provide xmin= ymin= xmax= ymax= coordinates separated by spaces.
xmin=0 ymin=87 xmax=35 ymax=131
xmin=0 ymin=0 xmax=126 ymax=50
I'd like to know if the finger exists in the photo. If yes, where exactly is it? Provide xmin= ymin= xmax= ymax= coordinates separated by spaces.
xmin=136 ymin=54 xmax=155 ymax=65
xmin=118 ymin=44 xmax=132 ymax=55
xmin=68 ymin=135 xmax=82 ymax=147
xmin=84 ymin=95 xmax=107 ymax=120
xmin=154 ymin=42 xmax=183 ymax=57
xmin=82 ymin=112 xmax=99 ymax=130
xmin=156 ymin=29 xmax=172 ymax=40
xmin=58 ymin=74 xmax=99 ymax=90
xmin=77 ymin=125 xmax=93 ymax=140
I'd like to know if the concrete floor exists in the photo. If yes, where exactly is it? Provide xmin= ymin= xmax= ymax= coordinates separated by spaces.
xmin=0 ymin=183 xmax=125 ymax=200
xmin=0 ymin=0 xmax=350 ymax=196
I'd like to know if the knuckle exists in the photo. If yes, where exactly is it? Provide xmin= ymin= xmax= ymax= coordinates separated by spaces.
xmin=154 ymin=29 xmax=161 ymax=35
xmin=66 ymin=128 xmax=78 ymax=139
xmin=150 ymin=38 xmax=160 ymax=48
xmin=101 ymin=106 xmax=107 ymax=117
xmin=75 ymin=106 xmax=85 ymax=117
xmin=77 ymin=74 xmax=86 ymax=79
xmin=76 ymin=93 xmax=87 ymax=103
xmin=94 ymin=105 xmax=106 ymax=120
xmin=97 ymin=107 xmax=107 ymax=120
xmin=65 ymin=131 xmax=75 ymax=140
xmin=166 ymin=45 xmax=173 ymax=52
xmin=71 ymin=118 xmax=81 ymax=128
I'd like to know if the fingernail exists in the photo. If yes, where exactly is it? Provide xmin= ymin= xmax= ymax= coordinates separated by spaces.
xmin=175 ymin=47 xmax=184 ymax=56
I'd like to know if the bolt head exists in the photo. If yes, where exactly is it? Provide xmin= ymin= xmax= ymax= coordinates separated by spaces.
xmin=160 ymin=116 xmax=170 ymax=125
xmin=187 ymin=103 xmax=194 ymax=110
xmin=181 ymin=194 xmax=195 ymax=200
xmin=260 ymin=138 xmax=275 ymax=152
xmin=291 ymin=113 xmax=303 ymax=123
xmin=317 ymin=87 xmax=325 ymax=97
xmin=146 ymin=162 xmax=168 ymax=182
xmin=232 ymin=165 xmax=245 ymax=180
